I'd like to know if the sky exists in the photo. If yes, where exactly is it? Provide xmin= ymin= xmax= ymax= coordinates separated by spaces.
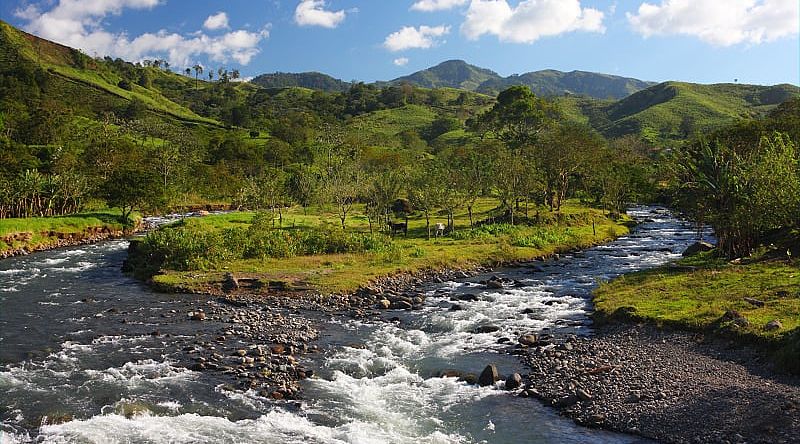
xmin=1 ymin=0 xmax=798 ymax=86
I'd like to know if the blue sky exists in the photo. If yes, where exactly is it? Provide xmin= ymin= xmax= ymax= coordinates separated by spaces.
xmin=2 ymin=0 xmax=798 ymax=85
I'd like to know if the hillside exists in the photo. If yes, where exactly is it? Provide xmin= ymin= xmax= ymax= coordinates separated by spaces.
xmin=596 ymin=81 xmax=800 ymax=141
xmin=0 ymin=21 xmax=220 ymax=127
xmin=250 ymin=71 xmax=350 ymax=92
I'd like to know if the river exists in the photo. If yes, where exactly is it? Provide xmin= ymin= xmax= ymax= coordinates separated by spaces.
xmin=0 ymin=207 xmax=712 ymax=443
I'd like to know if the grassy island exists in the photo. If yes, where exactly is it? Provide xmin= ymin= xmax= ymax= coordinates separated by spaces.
xmin=128 ymin=198 xmax=629 ymax=294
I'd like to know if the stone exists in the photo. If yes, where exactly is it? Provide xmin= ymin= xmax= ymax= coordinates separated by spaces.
xmin=472 ymin=325 xmax=501 ymax=334
xmin=722 ymin=310 xmax=749 ymax=328
xmin=743 ymin=297 xmax=765 ymax=308
xmin=485 ymin=280 xmax=504 ymax=289
xmin=478 ymin=364 xmax=499 ymax=387
xmin=519 ymin=334 xmax=538 ymax=347
xmin=270 ymin=344 xmax=285 ymax=354
xmin=377 ymin=299 xmax=391 ymax=309
xmin=439 ymin=369 xmax=463 ymax=378
xmin=505 ymin=373 xmax=522 ymax=390
xmin=189 ymin=311 xmax=206 ymax=321
xmin=459 ymin=373 xmax=479 ymax=385
xmin=577 ymin=388 xmax=593 ymax=401
xmin=391 ymin=300 xmax=413 ymax=310
xmin=682 ymin=241 xmax=715 ymax=257
xmin=765 ymin=319 xmax=783 ymax=331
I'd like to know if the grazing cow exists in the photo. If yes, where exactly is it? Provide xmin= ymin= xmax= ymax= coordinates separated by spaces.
xmin=389 ymin=222 xmax=407 ymax=236
xmin=434 ymin=223 xmax=446 ymax=238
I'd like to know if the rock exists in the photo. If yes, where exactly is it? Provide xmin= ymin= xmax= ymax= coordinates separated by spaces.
xmin=439 ymin=369 xmax=463 ymax=378
xmin=391 ymin=300 xmax=413 ymax=310
xmin=189 ymin=311 xmax=206 ymax=321
xmin=765 ymin=319 xmax=783 ymax=331
xmin=682 ymin=241 xmax=715 ymax=257
xmin=270 ymin=344 xmax=285 ymax=354
xmin=577 ymin=388 xmax=593 ymax=401
xmin=743 ymin=297 xmax=765 ymax=308
xmin=472 ymin=325 xmax=501 ymax=334
xmin=519 ymin=334 xmax=538 ymax=347
xmin=721 ymin=310 xmax=749 ymax=328
xmin=223 ymin=272 xmax=240 ymax=291
xmin=377 ymin=299 xmax=391 ymax=309
xmin=505 ymin=373 xmax=522 ymax=390
xmin=478 ymin=364 xmax=499 ymax=387
xmin=235 ymin=349 xmax=247 ymax=357
xmin=554 ymin=394 xmax=579 ymax=408
xmin=449 ymin=304 xmax=464 ymax=311
xmin=587 ymin=414 xmax=605 ymax=426
xmin=485 ymin=280 xmax=504 ymax=289
xmin=459 ymin=373 xmax=479 ymax=385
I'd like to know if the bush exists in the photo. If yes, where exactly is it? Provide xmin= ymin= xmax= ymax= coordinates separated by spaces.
xmin=140 ymin=224 xmax=394 ymax=270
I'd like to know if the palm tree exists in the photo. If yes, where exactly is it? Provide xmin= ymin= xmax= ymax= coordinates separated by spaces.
xmin=185 ymin=67 xmax=191 ymax=77
xmin=192 ymin=64 xmax=203 ymax=89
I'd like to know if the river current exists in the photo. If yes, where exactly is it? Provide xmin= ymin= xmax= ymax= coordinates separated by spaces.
xmin=0 ymin=207 xmax=712 ymax=443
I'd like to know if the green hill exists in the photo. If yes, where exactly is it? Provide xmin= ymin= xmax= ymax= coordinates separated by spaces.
xmin=597 ymin=81 xmax=800 ymax=142
xmin=0 ymin=20 xmax=220 ymax=126
xmin=250 ymin=71 xmax=350 ymax=92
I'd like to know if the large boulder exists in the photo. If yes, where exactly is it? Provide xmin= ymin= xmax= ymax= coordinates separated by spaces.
xmin=478 ymin=364 xmax=499 ymax=387
xmin=504 ymin=373 xmax=522 ymax=390
xmin=682 ymin=241 xmax=715 ymax=257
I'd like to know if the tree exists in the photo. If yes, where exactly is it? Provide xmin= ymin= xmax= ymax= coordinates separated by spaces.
xmin=445 ymin=143 xmax=493 ymax=227
xmin=672 ymin=132 xmax=800 ymax=258
xmin=185 ymin=67 xmax=191 ymax=77
xmin=537 ymin=123 xmax=603 ymax=211
xmin=192 ymin=64 xmax=203 ymax=89
xmin=101 ymin=167 xmax=164 ymax=221
xmin=408 ymin=164 xmax=443 ymax=239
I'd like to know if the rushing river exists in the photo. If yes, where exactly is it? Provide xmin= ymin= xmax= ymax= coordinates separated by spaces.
xmin=0 ymin=207 xmax=712 ymax=443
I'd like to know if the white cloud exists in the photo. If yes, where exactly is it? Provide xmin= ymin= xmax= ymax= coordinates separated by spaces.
xmin=461 ymin=0 xmax=605 ymax=44
xmin=627 ymin=0 xmax=799 ymax=46
xmin=17 ymin=0 xmax=268 ymax=66
xmin=393 ymin=57 xmax=410 ymax=66
xmin=294 ymin=0 xmax=346 ymax=28
xmin=411 ymin=0 xmax=468 ymax=12
xmin=384 ymin=25 xmax=450 ymax=51
xmin=203 ymin=12 xmax=229 ymax=30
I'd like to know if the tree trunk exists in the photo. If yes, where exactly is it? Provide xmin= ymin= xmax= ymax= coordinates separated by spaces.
xmin=425 ymin=212 xmax=431 ymax=240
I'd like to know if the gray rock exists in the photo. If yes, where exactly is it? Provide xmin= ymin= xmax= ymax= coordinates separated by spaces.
xmin=505 ymin=373 xmax=522 ymax=390
xmin=472 ymin=325 xmax=501 ymax=334
xmin=478 ymin=364 xmax=499 ymax=386
xmin=765 ymin=319 xmax=783 ymax=331
xmin=682 ymin=241 xmax=715 ymax=257
xmin=743 ymin=297 xmax=765 ymax=307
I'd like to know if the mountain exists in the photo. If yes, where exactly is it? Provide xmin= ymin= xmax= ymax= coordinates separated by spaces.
xmin=388 ymin=60 xmax=501 ymax=91
xmin=476 ymin=69 xmax=655 ymax=100
xmin=250 ymin=72 xmax=350 ymax=92
xmin=387 ymin=60 xmax=655 ymax=100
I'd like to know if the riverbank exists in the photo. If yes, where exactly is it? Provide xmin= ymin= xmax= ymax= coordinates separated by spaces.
xmin=519 ymin=323 xmax=800 ymax=444
xmin=0 ymin=211 xmax=139 ymax=259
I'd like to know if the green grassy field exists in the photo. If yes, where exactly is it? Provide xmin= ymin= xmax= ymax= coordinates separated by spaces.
xmin=0 ymin=210 xmax=136 ymax=253
xmin=146 ymin=198 xmax=629 ymax=294
xmin=593 ymin=252 xmax=800 ymax=371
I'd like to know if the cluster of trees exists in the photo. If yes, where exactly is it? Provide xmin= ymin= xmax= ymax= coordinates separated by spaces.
xmin=226 ymin=86 xmax=654 ymax=238
xmin=672 ymin=99 xmax=800 ymax=258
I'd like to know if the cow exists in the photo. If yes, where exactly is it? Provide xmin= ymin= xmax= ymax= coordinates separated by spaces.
xmin=434 ymin=222 xmax=446 ymax=238
xmin=389 ymin=222 xmax=408 ymax=236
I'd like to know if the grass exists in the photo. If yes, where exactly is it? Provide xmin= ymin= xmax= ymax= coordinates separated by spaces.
xmin=593 ymin=251 xmax=800 ymax=372
xmin=0 ymin=210 xmax=136 ymax=253
xmin=145 ymin=198 xmax=628 ymax=294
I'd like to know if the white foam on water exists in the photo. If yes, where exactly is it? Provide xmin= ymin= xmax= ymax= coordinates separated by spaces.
xmin=83 ymin=360 xmax=196 ymax=386
xmin=36 ymin=410 xmax=452 ymax=444
xmin=41 ymin=257 xmax=69 ymax=266
xmin=51 ymin=261 xmax=97 ymax=273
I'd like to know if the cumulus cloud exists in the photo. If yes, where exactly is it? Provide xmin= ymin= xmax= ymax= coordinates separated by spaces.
xmin=15 ymin=0 xmax=268 ymax=66
xmin=627 ymin=0 xmax=799 ymax=46
xmin=294 ymin=0 xmax=346 ymax=28
xmin=203 ymin=12 xmax=229 ymax=30
xmin=384 ymin=25 xmax=450 ymax=51
xmin=393 ymin=57 xmax=410 ymax=66
xmin=461 ymin=0 xmax=605 ymax=43
xmin=411 ymin=0 xmax=468 ymax=11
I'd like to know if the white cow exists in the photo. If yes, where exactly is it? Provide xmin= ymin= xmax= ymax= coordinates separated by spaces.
xmin=434 ymin=223 xmax=445 ymax=238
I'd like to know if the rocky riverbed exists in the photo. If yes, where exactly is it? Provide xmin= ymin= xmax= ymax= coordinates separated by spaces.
xmin=518 ymin=323 xmax=800 ymax=444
